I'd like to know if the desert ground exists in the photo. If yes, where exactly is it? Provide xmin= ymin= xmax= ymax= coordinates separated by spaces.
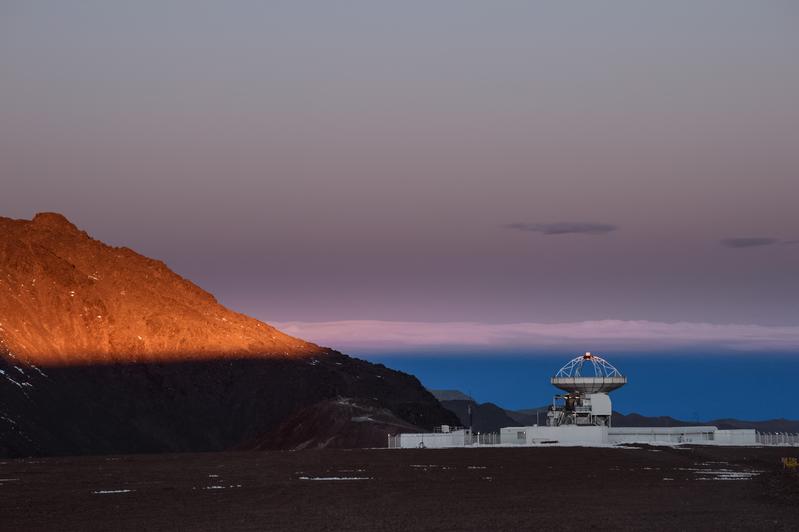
xmin=1 ymin=445 xmax=797 ymax=531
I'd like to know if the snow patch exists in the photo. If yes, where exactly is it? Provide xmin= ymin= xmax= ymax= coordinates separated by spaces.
xmin=93 ymin=489 xmax=133 ymax=494
xmin=693 ymin=469 xmax=762 ymax=481
xmin=4 ymin=375 xmax=23 ymax=388
xmin=298 ymin=476 xmax=371 ymax=481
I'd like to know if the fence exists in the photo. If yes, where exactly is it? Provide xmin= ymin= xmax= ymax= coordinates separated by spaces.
xmin=756 ymin=432 xmax=799 ymax=445
xmin=471 ymin=432 xmax=501 ymax=446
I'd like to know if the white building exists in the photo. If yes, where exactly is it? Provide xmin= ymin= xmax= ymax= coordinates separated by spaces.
xmin=391 ymin=424 xmax=758 ymax=448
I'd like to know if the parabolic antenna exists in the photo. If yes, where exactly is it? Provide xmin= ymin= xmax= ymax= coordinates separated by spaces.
xmin=550 ymin=352 xmax=627 ymax=394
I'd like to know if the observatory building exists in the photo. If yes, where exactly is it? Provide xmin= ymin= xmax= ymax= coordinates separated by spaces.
xmin=390 ymin=352 xmax=761 ymax=448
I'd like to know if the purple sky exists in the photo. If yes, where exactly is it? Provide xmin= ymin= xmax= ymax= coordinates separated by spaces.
xmin=2 ymin=1 xmax=798 ymax=350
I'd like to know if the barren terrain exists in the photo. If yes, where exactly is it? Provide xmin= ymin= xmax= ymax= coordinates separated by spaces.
xmin=1 ymin=445 xmax=797 ymax=531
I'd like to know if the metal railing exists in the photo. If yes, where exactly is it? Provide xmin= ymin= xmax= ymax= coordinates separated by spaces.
xmin=471 ymin=432 xmax=500 ymax=445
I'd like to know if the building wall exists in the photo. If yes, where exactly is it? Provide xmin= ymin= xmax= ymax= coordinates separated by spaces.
xmin=608 ymin=426 xmax=717 ymax=444
xmin=393 ymin=426 xmax=760 ymax=448
xmin=398 ymin=430 xmax=468 ymax=448
xmin=714 ymin=429 xmax=757 ymax=445
xmin=500 ymin=425 xmax=608 ymax=445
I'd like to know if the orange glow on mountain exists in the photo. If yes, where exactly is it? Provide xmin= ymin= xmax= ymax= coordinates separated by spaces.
xmin=0 ymin=213 xmax=321 ymax=366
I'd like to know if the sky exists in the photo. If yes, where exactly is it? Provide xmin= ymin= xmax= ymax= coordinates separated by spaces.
xmin=2 ymin=1 xmax=798 ymax=359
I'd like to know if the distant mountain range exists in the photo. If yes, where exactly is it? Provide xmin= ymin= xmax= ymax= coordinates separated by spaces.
xmin=430 ymin=390 xmax=799 ymax=433
xmin=0 ymin=213 xmax=457 ymax=457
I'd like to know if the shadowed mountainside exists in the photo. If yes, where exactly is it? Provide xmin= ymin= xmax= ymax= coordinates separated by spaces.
xmin=0 ymin=213 xmax=458 ymax=457
xmin=0 ymin=355 xmax=456 ymax=457
xmin=244 ymin=397 xmax=427 ymax=450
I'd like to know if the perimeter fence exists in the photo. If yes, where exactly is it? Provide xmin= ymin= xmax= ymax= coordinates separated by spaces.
xmin=756 ymin=432 xmax=799 ymax=445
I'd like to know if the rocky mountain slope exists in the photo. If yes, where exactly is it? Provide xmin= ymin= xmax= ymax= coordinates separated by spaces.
xmin=0 ymin=213 xmax=457 ymax=457
xmin=244 ymin=397 xmax=427 ymax=450
xmin=0 ymin=212 xmax=316 ymax=365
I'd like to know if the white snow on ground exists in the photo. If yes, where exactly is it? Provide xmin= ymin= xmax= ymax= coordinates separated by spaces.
xmin=3 ymin=375 xmax=23 ymax=388
xmin=467 ymin=466 xmax=486 ymax=469
xmin=0 ymin=478 xmax=20 ymax=482
xmin=298 ymin=476 xmax=372 ymax=481
xmin=202 ymin=484 xmax=242 ymax=490
xmin=693 ymin=469 xmax=762 ymax=481
xmin=93 ymin=489 xmax=133 ymax=494
xmin=29 ymin=365 xmax=47 ymax=378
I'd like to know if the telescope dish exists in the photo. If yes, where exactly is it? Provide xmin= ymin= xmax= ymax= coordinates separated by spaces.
xmin=550 ymin=352 xmax=627 ymax=394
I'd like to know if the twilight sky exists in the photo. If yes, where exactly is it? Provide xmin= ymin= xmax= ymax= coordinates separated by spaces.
xmin=2 ymin=1 xmax=798 ymax=351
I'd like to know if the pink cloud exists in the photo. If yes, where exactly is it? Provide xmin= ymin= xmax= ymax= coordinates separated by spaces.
xmin=274 ymin=319 xmax=799 ymax=352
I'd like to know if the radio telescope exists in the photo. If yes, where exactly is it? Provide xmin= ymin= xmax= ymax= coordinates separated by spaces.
xmin=547 ymin=352 xmax=627 ymax=427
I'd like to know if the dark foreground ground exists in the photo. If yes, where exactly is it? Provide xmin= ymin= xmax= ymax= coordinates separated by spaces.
xmin=1 ymin=445 xmax=797 ymax=531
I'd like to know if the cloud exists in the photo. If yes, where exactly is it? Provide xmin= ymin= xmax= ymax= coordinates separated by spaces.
xmin=275 ymin=319 xmax=799 ymax=353
xmin=720 ymin=237 xmax=778 ymax=248
xmin=505 ymin=222 xmax=617 ymax=235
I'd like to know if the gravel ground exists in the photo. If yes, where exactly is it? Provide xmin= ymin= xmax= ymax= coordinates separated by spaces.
xmin=1 ymin=445 xmax=797 ymax=531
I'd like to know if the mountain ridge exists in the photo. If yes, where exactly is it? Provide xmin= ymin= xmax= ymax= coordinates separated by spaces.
xmin=0 ymin=212 xmax=316 ymax=365
xmin=0 ymin=212 xmax=458 ymax=456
